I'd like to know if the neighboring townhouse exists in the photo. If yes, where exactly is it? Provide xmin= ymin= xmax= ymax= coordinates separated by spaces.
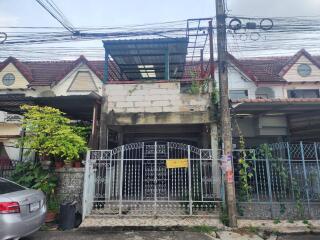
xmin=0 ymin=44 xmax=319 ymax=158
xmin=229 ymin=49 xmax=320 ymax=146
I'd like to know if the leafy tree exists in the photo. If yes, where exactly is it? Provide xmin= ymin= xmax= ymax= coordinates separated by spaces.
xmin=19 ymin=105 xmax=88 ymax=164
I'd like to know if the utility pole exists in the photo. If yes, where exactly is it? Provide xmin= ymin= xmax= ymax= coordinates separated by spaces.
xmin=215 ymin=0 xmax=237 ymax=227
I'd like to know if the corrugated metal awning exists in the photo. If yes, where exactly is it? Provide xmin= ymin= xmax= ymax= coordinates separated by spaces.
xmin=103 ymin=38 xmax=188 ymax=80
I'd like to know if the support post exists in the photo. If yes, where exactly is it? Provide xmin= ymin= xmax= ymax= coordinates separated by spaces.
xmin=164 ymin=49 xmax=170 ymax=80
xmin=215 ymin=0 xmax=237 ymax=227
xmin=99 ymin=49 xmax=110 ymax=149
xmin=200 ymin=49 xmax=204 ymax=78
xmin=210 ymin=123 xmax=220 ymax=198
xmin=99 ymin=100 xmax=108 ymax=149
xmin=89 ymin=102 xmax=99 ymax=149
xmin=209 ymin=20 xmax=215 ymax=79
xmin=19 ymin=128 xmax=25 ymax=162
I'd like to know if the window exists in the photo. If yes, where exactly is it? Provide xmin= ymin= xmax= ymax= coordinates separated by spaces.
xmin=287 ymin=89 xmax=320 ymax=98
xmin=0 ymin=178 xmax=25 ymax=194
xmin=229 ymin=90 xmax=248 ymax=101
xmin=2 ymin=73 xmax=15 ymax=86
xmin=255 ymin=87 xmax=275 ymax=99
xmin=297 ymin=64 xmax=312 ymax=77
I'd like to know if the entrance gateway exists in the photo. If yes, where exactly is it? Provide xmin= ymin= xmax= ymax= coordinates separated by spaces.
xmin=82 ymin=142 xmax=222 ymax=217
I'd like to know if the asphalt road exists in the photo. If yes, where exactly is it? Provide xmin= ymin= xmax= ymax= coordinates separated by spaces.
xmin=23 ymin=230 xmax=214 ymax=240
xmin=278 ymin=234 xmax=320 ymax=240
xmin=22 ymin=230 xmax=320 ymax=240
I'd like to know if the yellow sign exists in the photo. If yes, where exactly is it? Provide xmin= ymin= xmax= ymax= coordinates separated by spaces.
xmin=166 ymin=159 xmax=188 ymax=169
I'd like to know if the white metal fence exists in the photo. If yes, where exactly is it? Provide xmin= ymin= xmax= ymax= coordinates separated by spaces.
xmin=234 ymin=142 xmax=320 ymax=219
xmin=83 ymin=142 xmax=222 ymax=217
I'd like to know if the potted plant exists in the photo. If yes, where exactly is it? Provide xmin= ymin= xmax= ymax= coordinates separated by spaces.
xmin=10 ymin=161 xmax=59 ymax=222
xmin=73 ymin=160 xmax=82 ymax=168
xmin=46 ymin=197 xmax=59 ymax=223
xmin=54 ymin=160 xmax=64 ymax=169
xmin=18 ymin=105 xmax=88 ymax=168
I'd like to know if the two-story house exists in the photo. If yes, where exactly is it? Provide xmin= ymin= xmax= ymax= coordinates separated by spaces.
xmin=0 ymin=45 xmax=320 ymax=155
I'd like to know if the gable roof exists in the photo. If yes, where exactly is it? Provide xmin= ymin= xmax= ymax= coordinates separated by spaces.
xmin=0 ymin=57 xmax=33 ymax=82
xmin=279 ymin=49 xmax=320 ymax=77
xmin=1 ymin=49 xmax=320 ymax=86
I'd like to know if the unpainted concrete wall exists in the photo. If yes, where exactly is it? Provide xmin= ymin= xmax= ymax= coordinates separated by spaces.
xmin=105 ymin=82 xmax=210 ymax=114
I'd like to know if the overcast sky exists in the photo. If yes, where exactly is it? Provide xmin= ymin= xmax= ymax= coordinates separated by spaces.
xmin=0 ymin=0 xmax=320 ymax=60
xmin=1 ymin=0 xmax=320 ymax=27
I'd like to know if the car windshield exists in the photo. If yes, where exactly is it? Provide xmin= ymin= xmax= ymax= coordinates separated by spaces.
xmin=0 ymin=178 xmax=25 ymax=194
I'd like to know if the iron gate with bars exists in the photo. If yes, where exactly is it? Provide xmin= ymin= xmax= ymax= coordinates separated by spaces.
xmin=83 ymin=142 xmax=222 ymax=217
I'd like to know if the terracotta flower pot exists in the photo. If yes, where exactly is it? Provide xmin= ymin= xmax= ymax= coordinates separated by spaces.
xmin=73 ymin=162 xmax=82 ymax=168
xmin=55 ymin=162 xmax=64 ymax=169
xmin=45 ymin=211 xmax=57 ymax=223
xmin=64 ymin=162 xmax=72 ymax=168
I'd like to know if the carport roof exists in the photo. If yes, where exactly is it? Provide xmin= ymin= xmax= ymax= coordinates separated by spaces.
xmin=0 ymin=92 xmax=100 ymax=121
xmin=103 ymin=38 xmax=188 ymax=81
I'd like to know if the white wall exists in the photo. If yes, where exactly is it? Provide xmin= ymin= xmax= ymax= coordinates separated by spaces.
xmin=214 ymin=64 xmax=257 ymax=99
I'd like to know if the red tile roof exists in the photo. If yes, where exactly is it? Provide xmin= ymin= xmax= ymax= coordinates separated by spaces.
xmin=1 ymin=49 xmax=319 ymax=86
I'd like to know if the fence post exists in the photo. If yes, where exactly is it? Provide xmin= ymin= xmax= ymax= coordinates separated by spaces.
xmin=82 ymin=151 xmax=91 ymax=219
xmin=141 ymin=143 xmax=144 ymax=201
xmin=286 ymin=142 xmax=295 ymax=199
xmin=188 ymin=145 xmax=193 ymax=215
xmin=265 ymin=152 xmax=274 ymax=219
xmin=252 ymin=150 xmax=260 ymax=201
xmin=154 ymin=141 xmax=157 ymax=215
xmin=314 ymin=143 xmax=320 ymax=199
xmin=167 ymin=142 xmax=170 ymax=201
xmin=119 ymin=146 xmax=124 ymax=215
xmin=300 ymin=141 xmax=311 ymax=217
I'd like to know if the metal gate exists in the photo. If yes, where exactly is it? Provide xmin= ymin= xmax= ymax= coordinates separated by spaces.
xmin=83 ymin=142 xmax=222 ymax=217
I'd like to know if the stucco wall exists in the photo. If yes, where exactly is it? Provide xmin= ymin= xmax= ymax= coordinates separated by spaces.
xmin=0 ymin=63 xmax=29 ymax=89
xmin=105 ymin=82 xmax=210 ymax=113
xmin=52 ymin=63 xmax=103 ymax=96
xmin=214 ymin=65 xmax=257 ymax=99
xmin=283 ymin=55 xmax=320 ymax=82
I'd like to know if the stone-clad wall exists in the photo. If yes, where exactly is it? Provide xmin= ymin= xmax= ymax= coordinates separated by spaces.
xmin=105 ymin=82 xmax=210 ymax=113
xmin=55 ymin=167 xmax=84 ymax=212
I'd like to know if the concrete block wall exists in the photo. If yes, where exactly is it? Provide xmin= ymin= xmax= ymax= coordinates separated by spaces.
xmin=105 ymin=82 xmax=210 ymax=113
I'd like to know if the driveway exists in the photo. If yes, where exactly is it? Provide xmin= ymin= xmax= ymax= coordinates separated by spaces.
xmin=23 ymin=230 xmax=213 ymax=240
xmin=22 ymin=230 xmax=320 ymax=240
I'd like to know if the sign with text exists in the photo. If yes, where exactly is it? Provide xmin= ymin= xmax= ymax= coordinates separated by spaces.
xmin=166 ymin=159 xmax=188 ymax=169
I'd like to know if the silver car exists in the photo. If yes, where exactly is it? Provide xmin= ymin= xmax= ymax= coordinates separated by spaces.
xmin=0 ymin=178 xmax=46 ymax=240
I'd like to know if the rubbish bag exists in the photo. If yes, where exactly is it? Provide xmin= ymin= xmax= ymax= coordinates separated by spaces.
xmin=58 ymin=201 xmax=76 ymax=230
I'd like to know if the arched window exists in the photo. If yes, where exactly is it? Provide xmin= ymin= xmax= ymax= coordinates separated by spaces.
xmin=255 ymin=87 xmax=275 ymax=99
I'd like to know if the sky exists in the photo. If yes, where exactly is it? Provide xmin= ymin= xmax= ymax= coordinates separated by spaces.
xmin=0 ymin=0 xmax=320 ymax=60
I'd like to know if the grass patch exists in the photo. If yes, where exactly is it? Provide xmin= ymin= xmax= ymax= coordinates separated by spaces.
xmin=287 ymin=219 xmax=294 ymax=224
xmin=273 ymin=219 xmax=281 ymax=224
xmin=191 ymin=225 xmax=218 ymax=234
xmin=302 ymin=219 xmax=309 ymax=225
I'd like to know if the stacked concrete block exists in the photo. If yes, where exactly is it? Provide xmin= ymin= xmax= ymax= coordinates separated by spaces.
xmin=105 ymin=82 xmax=210 ymax=114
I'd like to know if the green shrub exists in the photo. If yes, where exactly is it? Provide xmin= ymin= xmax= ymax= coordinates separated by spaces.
xmin=19 ymin=105 xmax=88 ymax=165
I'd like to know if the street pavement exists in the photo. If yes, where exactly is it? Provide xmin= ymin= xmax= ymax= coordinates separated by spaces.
xmin=22 ymin=230 xmax=320 ymax=240
xmin=23 ymin=230 xmax=214 ymax=240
